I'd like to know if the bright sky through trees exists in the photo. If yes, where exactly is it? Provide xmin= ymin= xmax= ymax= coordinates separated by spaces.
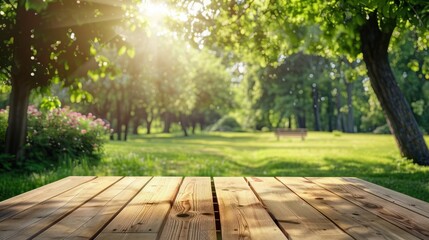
xmin=138 ymin=0 xmax=187 ymax=30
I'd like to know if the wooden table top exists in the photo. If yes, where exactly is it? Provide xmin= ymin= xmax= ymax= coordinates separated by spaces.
xmin=1 ymin=176 xmax=429 ymax=240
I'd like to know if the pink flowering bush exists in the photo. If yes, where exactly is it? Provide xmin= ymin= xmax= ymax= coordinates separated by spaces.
xmin=0 ymin=106 xmax=110 ymax=170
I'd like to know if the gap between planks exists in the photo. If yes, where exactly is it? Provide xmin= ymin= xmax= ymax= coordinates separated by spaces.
xmin=2 ymin=177 xmax=428 ymax=240
xmin=159 ymin=177 xmax=216 ymax=240
xmin=246 ymin=177 xmax=353 ymax=240
xmin=214 ymin=177 xmax=287 ymax=240
xmin=95 ymin=177 xmax=183 ymax=240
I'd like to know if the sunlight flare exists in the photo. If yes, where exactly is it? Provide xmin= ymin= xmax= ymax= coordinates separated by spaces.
xmin=138 ymin=0 xmax=187 ymax=28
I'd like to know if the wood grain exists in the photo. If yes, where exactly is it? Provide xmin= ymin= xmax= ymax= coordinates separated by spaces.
xmin=277 ymin=177 xmax=419 ymax=240
xmin=0 ymin=177 xmax=121 ymax=240
xmin=246 ymin=177 xmax=352 ymax=240
xmin=96 ymin=177 xmax=182 ymax=239
xmin=0 ymin=176 xmax=95 ymax=222
xmin=343 ymin=177 xmax=429 ymax=217
xmin=309 ymin=177 xmax=429 ymax=239
xmin=214 ymin=177 xmax=287 ymax=240
xmin=34 ymin=177 xmax=151 ymax=239
xmin=3 ymin=176 xmax=429 ymax=240
xmin=159 ymin=177 xmax=216 ymax=240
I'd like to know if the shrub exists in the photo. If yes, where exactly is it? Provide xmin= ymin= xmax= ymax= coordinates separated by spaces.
xmin=261 ymin=127 xmax=270 ymax=132
xmin=0 ymin=106 xmax=110 ymax=171
xmin=373 ymin=124 xmax=391 ymax=134
xmin=332 ymin=130 xmax=342 ymax=137
xmin=209 ymin=116 xmax=242 ymax=132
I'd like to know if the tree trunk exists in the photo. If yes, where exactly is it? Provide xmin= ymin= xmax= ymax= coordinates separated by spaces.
xmin=146 ymin=120 xmax=152 ymax=134
xmin=326 ymin=80 xmax=334 ymax=132
xmin=124 ymin=119 xmax=129 ymax=141
xmin=191 ymin=121 xmax=197 ymax=134
xmin=162 ymin=112 xmax=171 ymax=133
xmin=182 ymin=124 xmax=188 ymax=137
xmin=345 ymin=81 xmax=354 ymax=133
xmin=296 ymin=111 xmax=306 ymax=129
xmin=180 ymin=114 xmax=188 ymax=137
xmin=336 ymin=83 xmax=343 ymax=131
xmin=115 ymin=98 xmax=122 ymax=141
xmin=5 ymin=84 xmax=31 ymax=160
xmin=360 ymin=13 xmax=429 ymax=165
xmin=123 ymin=109 xmax=131 ymax=141
xmin=5 ymin=2 xmax=35 ymax=160
xmin=132 ymin=116 xmax=140 ymax=135
xmin=146 ymin=109 xmax=154 ymax=134
xmin=312 ymin=83 xmax=321 ymax=131
xmin=122 ymin=102 xmax=131 ymax=142
xmin=288 ymin=115 xmax=292 ymax=129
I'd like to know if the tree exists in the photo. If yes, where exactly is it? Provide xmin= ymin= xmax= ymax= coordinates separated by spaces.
xmin=358 ymin=11 xmax=428 ymax=164
xmin=186 ymin=49 xmax=233 ymax=133
xmin=177 ymin=0 xmax=429 ymax=165
xmin=240 ymin=53 xmax=331 ymax=131
xmin=79 ymin=27 xmax=232 ymax=137
xmin=1 ymin=0 xmax=137 ymax=160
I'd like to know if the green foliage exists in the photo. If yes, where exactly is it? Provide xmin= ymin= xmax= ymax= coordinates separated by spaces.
xmin=79 ymin=30 xmax=232 ymax=138
xmin=209 ymin=116 xmax=242 ymax=132
xmin=388 ymin=29 xmax=429 ymax=132
xmin=411 ymin=100 xmax=425 ymax=116
xmin=39 ymin=96 xmax=61 ymax=110
xmin=359 ymin=80 xmax=386 ymax=132
xmin=0 ymin=109 xmax=7 ymax=146
xmin=1 ymin=0 xmax=141 ymax=90
xmin=0 ymin=106 xmax=110 ymax=171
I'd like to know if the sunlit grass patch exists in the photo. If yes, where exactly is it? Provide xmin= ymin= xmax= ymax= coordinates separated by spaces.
xmin=1 ymin=132 xmax=429 ymax=202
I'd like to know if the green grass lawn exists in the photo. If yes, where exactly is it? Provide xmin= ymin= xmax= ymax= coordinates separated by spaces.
xmin=2 ymin=131 xmax=429 ymax=202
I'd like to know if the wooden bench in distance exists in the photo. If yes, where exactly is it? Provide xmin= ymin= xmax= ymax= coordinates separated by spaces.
xmin=275 ymin=128 xmax=307 ymax=141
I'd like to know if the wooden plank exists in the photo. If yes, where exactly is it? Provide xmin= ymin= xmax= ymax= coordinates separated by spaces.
xmin=0 ymin=176 xmax=95 ymax=222
xmin=95 ymin=233 xmax=157 ymax=240
xmin=0 ymin=176 xmax=121 ymax=240
xmin=246 ymin=177 xmax=352 ymax=240
xmin=96 ymin=177 xmax=182 ymax=239
xmin=343 ymin=177 xmax=429 ymax=217
xmin=277 ymin=177 xmax=419 ymax=240
xmin=214 ymin=177 xmax=287 ymax=240
xmin=309 ymin=177 xmax=429 ymax=239
xmin=33 ymin=177 xmax=151 ymax=239
xmin=159 ymin=177 xmax=216 ymax=240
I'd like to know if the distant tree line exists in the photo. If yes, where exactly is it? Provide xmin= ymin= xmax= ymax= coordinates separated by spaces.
xmin=73 ymin=32 xmax=233 ymax=140
xmin=239 ymin=37 xmax=429 ymax=135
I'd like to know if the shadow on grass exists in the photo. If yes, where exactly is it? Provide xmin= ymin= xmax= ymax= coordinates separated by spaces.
xmin=238 ymin=156 xmax=429 ymax=201
xmin=132 ymin=133 xmax=261 ymax=142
